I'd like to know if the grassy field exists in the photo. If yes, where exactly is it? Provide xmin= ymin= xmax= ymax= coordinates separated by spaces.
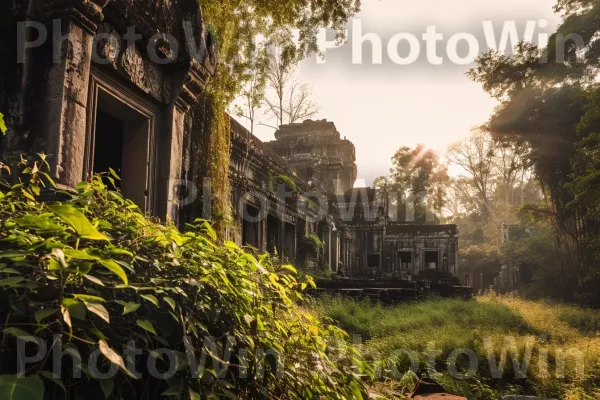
xmin=315 ymin=293 xmax=600 ymax=399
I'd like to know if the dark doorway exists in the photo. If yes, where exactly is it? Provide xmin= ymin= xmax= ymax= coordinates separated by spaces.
xmin=284 ymin=222 xmax=296 ymax=260
xmin=87 ymin=78 xmax=155 ymax=214
xmin=242 ymin=204 xmax=260 ymax=248
xmin=398 ymin=251 xmax=412 ymax=270
xmin=266 ymin=215 xmax=279 ymax=254
xmin=424 ymin=251 xmax=439 ymax=269
xmin=366 ymin=253 xmax=381 ymax=269
xmin=93 ymin=110 xmax=124 ymax=189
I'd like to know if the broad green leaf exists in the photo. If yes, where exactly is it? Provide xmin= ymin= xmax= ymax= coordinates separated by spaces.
xmin=13 ymin=216 xmax=65 ymax=233
xmin=281 ymin=264 xmax=297 ymax=274
xmin=0 ymin=252 xmax=28 ymax=260
xmin=84 ymin=302 xmax=109 ymax=324
xmin=140 ymin=294 xmax=159 ymax=306
xmin=115 ymin=259 xmax=135 ymax=273
xmin=122 ymin=302 xmax=141 ymax=315
xmin=65 ymin=301 xmax=87 ymax=321
xmin=46 ymin=204 xmax=109 ymax=241
xmin=0 ymin=374 xmax=44 ymax=400
xmin=34 ymin=308 xmax=59 ymax=324
xmin=224 ymin=241 xmax=240 ymax=250
xmin=106 ymin=247 xmax=133 ymax=257
xmin=349 ymin=380 xmax=366 ymax=400
xmin=164 ymin=297 xmax=176 ymax=311
xmin=3 ymin=328 xmax=36 ymax=343
xmin=50 ymin=248 xmax=67 ymax=269
xmin=98 ymin=340 xmax=137 ymax=379
xmin=108 ymin=168 xmax=121 ymax=181
xmin=40 ymin=371 xmax=65 ymax=393
xmin=0 ymin=277 xmax=25 ymax=287
xmin=83 ymin=275 xmax=105 ymax=286
xmin=189 ymin=388 xmax=201 ymax=400
xmin=136 ymin=319 xmax=157 ymax=335
xmin=90 ymin=328 xmax=108 ymax=341
xmin=0 ymin=268 xmax=20 ymax=275
xmin=72 ymin=294 xmax=105 ymax=303
xmin=63 ymin=249 xmax=98 ymax=260
xmin=98 ymin=259 xmax=128 ymax=286
xmin=201 ymin=221 xmax=217 ymax=241
xmin=61 ymin=306 xmax=72 ymax=330
xmin=0 ymin=113 xmax=7 ymax=135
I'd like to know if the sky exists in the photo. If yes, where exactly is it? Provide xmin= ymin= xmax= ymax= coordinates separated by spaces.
xmin=234 ymin=0 xmax=562 ymax=187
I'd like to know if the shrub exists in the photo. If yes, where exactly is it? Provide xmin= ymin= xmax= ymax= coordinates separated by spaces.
xmin=0 ymin=157 xmax=370 ymax=399
xmin=301 ymin=233 xmax=323 ymax=258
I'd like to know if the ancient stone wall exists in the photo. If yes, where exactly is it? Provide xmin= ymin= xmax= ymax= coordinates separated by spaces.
xmin=1 ymin=0 xmax=215 ymax=224
xmin=265 ymin=119 xmax=357 ymax=194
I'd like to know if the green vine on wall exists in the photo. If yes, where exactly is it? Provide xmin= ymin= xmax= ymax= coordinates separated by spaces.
xmin=303 ymin=232 xmax=324 ymax=257
xmin=199 ymin=0 xmax=359 ymax=239
xmin=269 ymin=174 xmax=299 ymax=194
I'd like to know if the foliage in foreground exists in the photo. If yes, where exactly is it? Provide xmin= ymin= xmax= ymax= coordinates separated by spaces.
xmin=0 ymin=159 xmax=370 ymax=400
xmin=316 ymin=294 xmax=600 ymax=400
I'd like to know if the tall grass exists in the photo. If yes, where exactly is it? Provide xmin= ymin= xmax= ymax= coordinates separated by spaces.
xmin=315 ymin=293 xmax=600 ymax=399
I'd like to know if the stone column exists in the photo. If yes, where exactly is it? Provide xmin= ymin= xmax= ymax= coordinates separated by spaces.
xmin=332 ymin=230 xmax=340 ymax=272
xmin=323 ymin=225 xmax=332 ymax=270
xmin=39 ymin=0 xmax=109 ymax=187
xmin=157 ymin=61 xmax=208 ymax=222
xmin=279 ymin=219 xmax=286 ymax=260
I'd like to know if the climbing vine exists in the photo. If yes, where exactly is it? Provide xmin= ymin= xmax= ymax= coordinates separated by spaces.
xmin=269 ymin=174 xmax=299 ymax=194
xmin=303 ymin=233 xmax=324 ymax=258
xmin=199 ymin=0 xmax=360 ymax=238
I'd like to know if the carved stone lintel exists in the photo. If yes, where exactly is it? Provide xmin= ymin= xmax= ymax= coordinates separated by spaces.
xmin=38 ymin=0 xmax=110 ymax=33
xmin=175 ymin=59 xmax=210 ymax=111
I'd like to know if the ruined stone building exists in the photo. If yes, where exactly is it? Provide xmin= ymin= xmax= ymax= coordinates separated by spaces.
xmin=266 ymin=119 xmax=357 ymax=195
xmin=335 ymin=188 xmax=459 ymax=277
xmin=1 ymin=0 xmax=216 ymax=225
xmin=0 ymin=0 xmax=460 ymax=279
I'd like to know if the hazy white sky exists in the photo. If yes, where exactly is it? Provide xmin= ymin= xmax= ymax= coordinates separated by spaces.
xmin=236 ymin=0 xmax=562 ymax=186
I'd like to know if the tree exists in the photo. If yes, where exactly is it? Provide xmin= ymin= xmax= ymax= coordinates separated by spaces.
xmin=233 ymin=46 xmax=268 ymax=135
xmin=492 ymin=139 xmax=530 ymax=206
xmin=263 ymin=50 xmax=320 ymax=128
xmin=387 ymin=144 xmax=450 ymax=220
xmin=466 ymin=0 xmax=600 ymax=303
xmin=447 ymin=129 xmax=497 ymax=219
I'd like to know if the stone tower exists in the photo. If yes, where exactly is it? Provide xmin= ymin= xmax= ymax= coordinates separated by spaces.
xmin=266 ymin=120 xmax=357 ymax=194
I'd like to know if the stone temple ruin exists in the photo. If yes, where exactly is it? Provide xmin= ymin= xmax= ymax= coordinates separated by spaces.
xmin=0 ymin=0 xmax=459 ymax=280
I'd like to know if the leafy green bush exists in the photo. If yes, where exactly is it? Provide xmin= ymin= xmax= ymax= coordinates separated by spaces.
xmin=301 ymin=233 xmax=323 ymax=258
xmin=269 ymin=175 xmax=299 ymax=195
xmin=0 ymin=158 xmax=370 ymax=399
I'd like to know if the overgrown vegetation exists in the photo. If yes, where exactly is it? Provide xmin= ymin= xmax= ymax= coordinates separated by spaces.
xmin=302 ymin=233 xmax=324 ymax=259
xmin=269 ymin=174 xmax=299 ymax=195
xmin=199 ymin=0 xmax=359 ymax=237
xmin=465 ymin=0 xmax=600 ymax=305
xmin=316 ymin=294 xmax=600 ymax=399
xmin=0 ymin=158 xmax=371 ymax=399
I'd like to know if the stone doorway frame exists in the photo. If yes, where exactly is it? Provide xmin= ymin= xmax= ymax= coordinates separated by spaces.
xmin=84 ymin=67 xmax=159 ymax=214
